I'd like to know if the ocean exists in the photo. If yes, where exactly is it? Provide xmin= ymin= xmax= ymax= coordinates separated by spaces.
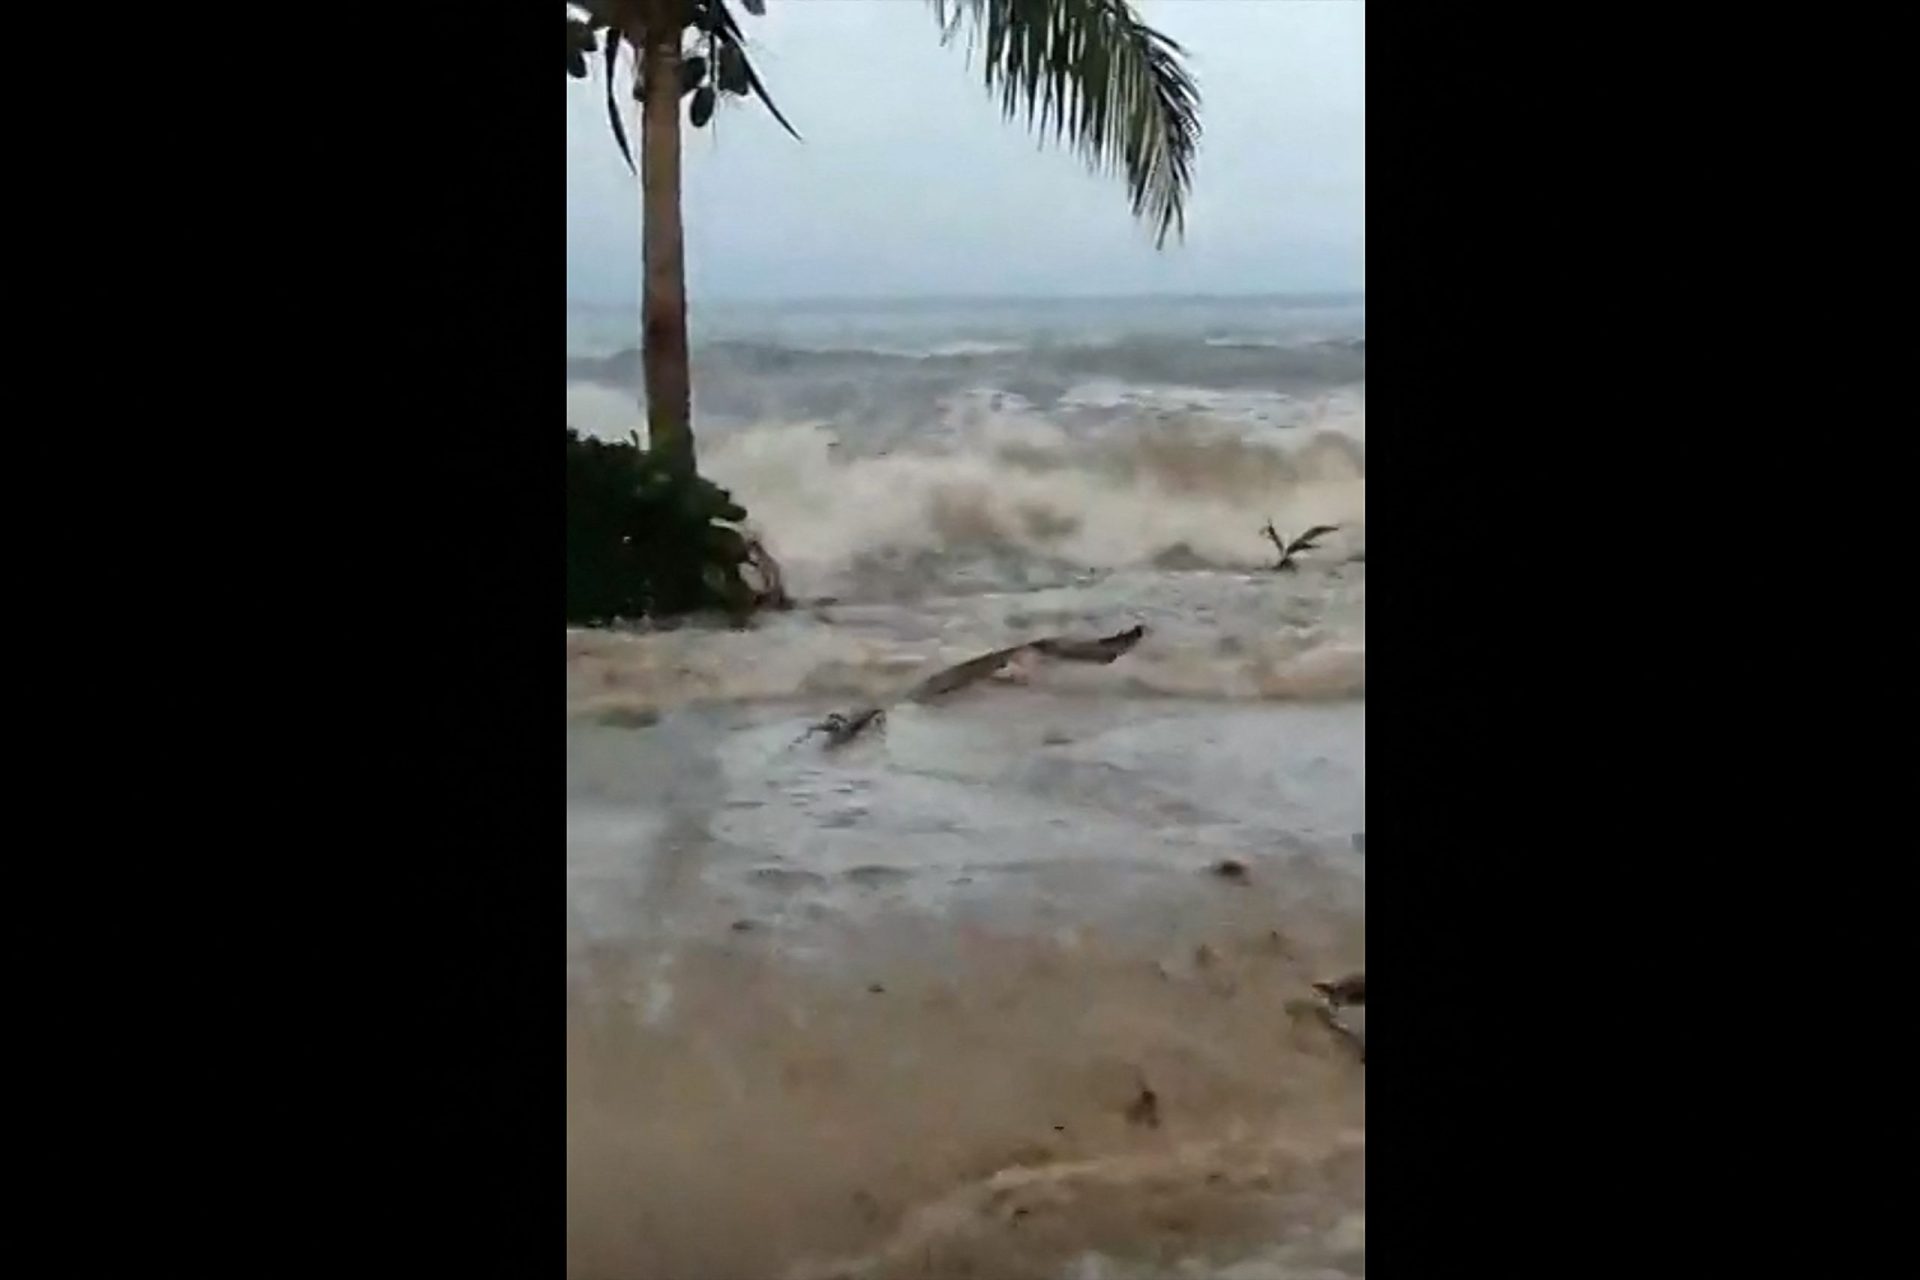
xmin=566 ymin=292 xmax=1366 ymax=1280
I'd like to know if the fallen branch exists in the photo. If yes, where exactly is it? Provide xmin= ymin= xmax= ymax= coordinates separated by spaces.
xmin=1311 ymin=971 xmax=1366 ymax=1063
xmin=1029 ymin=624 xmax=1146 ymax=665
xmin=1312 ymin=971 xmax=1366 ymax=1007
xmin=903 ymin=642 xmax=1033 ymax=704
xmin=1260 ymin=520 xmax=1339 ymax=572
xmin=907 ymin=624 xmax=1147 ymax=704
xmin=803 ymin=624 xmax=1149 ymax=748
xmin=796 ymin=706 xmax=887 ymax=748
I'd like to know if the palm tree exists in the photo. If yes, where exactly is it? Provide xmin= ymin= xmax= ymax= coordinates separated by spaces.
xmin=567 ymin=0 xmax=1200 ymax=476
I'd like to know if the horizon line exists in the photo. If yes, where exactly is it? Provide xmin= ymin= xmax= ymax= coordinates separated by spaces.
xmin=567 ymin=288 xmax=1366 ymax=310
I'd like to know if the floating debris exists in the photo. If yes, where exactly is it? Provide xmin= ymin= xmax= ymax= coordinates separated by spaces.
xmin=1260 ymin=520 xmax=1340 ymax=571
xmin=594 ymin=706 xmax=660 ymax=729
xmin=798 ymin=706 xmax=887 ymax=748
xmin=1027 ymin=624 xmax=1146 ymax=665
xmin=1312 ymin=972 xmax=1366 ymax=1007
xmin=803 ymin=625 xmax=1148 ymax=750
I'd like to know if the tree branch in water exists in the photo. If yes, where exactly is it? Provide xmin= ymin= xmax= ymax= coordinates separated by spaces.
xmin=804 ymin=624 xmax=1148 ymax=748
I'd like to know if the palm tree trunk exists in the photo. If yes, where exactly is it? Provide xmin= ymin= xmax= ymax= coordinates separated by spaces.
xmin=638 ymin=0 xmax=694 ymax=474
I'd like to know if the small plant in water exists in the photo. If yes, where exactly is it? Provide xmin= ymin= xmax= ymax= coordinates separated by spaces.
xmin=1260 ymin=520 xmax=1340 ymax=572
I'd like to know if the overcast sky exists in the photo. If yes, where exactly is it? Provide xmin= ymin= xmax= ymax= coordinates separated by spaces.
xmin=566 ymin=0 xmax=1363 ymax=303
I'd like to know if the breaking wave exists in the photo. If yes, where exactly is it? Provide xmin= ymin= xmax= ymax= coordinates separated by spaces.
xmin=704 ymin=418 xmax=1364 ymax=600
xmin=564 ymin=296 xmax=1366 ymax=708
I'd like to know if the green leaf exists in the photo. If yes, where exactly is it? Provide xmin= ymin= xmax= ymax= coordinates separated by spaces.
xmin=931 ymin=0 xmax=1199 ymax=247
xmin=690 ymin=85 xmax=716 ymax=127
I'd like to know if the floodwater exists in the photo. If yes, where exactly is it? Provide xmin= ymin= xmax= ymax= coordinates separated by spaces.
xmin=567 ymin=294 xmax=1365 ymax=1278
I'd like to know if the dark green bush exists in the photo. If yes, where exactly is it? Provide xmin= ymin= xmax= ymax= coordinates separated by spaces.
xmin=565 ymin=427 xmax=766 ymax=624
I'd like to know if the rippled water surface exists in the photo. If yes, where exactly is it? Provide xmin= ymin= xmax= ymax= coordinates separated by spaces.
xmin=567 ymin=295 xmax=1365 ymax=1279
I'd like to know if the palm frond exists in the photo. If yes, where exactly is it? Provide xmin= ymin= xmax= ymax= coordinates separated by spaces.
xmin=932 ymin=0 xmax=1200 ymax=247
xmin=602 ymin=25 xmax=634 ymax=172
xmin=709 ymin=0 xmax=802 ymax=139
xmin=1286 ymin=524 xmax=1339 ymax=557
